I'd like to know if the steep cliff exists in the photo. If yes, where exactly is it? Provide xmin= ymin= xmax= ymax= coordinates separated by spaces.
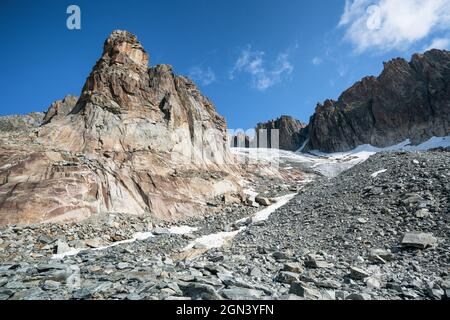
xmin=305 ymin=50 xmax=450 ymax=152
xmin=0 ymin=30 xmax=239 ymax=225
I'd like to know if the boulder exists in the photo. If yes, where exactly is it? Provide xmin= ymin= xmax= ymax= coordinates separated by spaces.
xmin=401 ymin=232 xmax=438 ymax=249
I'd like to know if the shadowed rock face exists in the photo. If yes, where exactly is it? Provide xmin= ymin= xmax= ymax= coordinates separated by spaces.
xmin=256 ymin=116 xmax=306 ymax=151
xmin=42 ymin=95 xmax=79 ymax=125
xmin=305 ymin=49 xmax=450 ymax=153
xmin=0 ymin=30 xmax=239 ymax=225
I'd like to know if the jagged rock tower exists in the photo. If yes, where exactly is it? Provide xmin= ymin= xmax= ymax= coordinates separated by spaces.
xmin=0 ymin=30 xmax=239 ymax=225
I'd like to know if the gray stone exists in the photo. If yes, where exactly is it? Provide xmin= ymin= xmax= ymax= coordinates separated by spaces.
xmin=178 ymin=282 xmax=223 ymax=300
xmin=272 ymin=251 xmax=291 ymax=261
xmin=117 ymin=262 xmax=130 ymax=270
xmin=42 ymin=280 xmax=61 ymax=291
xmin=365 ymin=277 xmax=382 ymax=289
xmin=346 ymin=293 xmax=371 ymax=300
xmin=255 ymin=196 xmax=271 ymax=206
xmin=275 ymin=271 xmax=300 ymax=284
xmin=349 ymin=266 xmax=370 ymax=280
xmin=401 ymin=232 xmax=437 ymax=249
xmin=289 ymin=282 xmax=322 ymax=300
xmin=368 ymin=249 xmax=394 ymax=263
xmin=414 ymin=209 xmax=431 ymax=218
xmin=221 ymin=286 xmax=265 ymax=300
xmin=305 ymin=254 xmax=332 ymax=269
xmin=283 ymin=262 xmax=303 ymax=273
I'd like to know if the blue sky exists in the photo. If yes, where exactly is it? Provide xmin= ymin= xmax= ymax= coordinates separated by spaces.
xmin=1 ymin=0 xmax=449 ymax=129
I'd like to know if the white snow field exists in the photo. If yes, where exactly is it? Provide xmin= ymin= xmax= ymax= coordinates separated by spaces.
xmin=232 ymin=135 xmax=450 ymax=177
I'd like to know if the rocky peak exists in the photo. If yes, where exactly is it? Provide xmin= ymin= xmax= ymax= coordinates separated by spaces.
xmin=102 ymin=30 xmax=149 ymax=67
xmin=304 ymin=49 xmax=450 ymax=153
xmin=256 ymin=115 xmax=307 ymax=151
xmin=0 ymin=30 xmax=238 ymax=225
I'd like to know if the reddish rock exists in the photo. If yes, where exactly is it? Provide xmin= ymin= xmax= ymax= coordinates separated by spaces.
xmin=0 ymin=30 xmax=240 ymax=225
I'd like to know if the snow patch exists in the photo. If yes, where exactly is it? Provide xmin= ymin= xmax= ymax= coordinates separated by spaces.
xmin=251 ymin=193 xmax=297 ymax=223
xmin=52 ymin=248 xmax=82 ymax=260
xmin=52 ymin=232 xmax=154 ymax=260
xmin=183 ymin=228 xmax=245 ymax=251
xmin=183 ymin=193 xmax=298 ymax=252
xmin=371 ymin=169 xmax=387 ymax=178
xmin=233 ymin=136 xmax=450 ymax=178
xmin=168 ymin=226 xmax=198 ymax=235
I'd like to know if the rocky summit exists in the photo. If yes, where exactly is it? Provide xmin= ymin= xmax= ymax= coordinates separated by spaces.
xmin=254 ymin=50 xmax=450 ymax=153
xmin=256 ymin=116 xmax=307 ymax=151
xmin=0 ymin=30 xmax=240 ymax=225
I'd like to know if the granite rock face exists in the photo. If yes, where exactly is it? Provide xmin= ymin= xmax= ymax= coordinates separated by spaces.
xmin=0 ymin=30 xmax=239 ymax=225
xmin=256 ymin=116 xmax=306 ymax=151
xmin=305 ymin=50 xmax=450 ymax=152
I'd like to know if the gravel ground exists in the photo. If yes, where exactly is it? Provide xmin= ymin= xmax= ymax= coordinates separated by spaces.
xmin=0 ymin=149 xmax=448 ymax=300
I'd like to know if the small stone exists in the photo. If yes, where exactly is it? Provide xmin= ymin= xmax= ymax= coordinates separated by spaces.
xmin=84 ymin=239 xmax=106 ymax=248
xmin=248 ymin=267 xmax=263 ymax=278
xmin=152 ymin=227 xmax=170 ymax=235
xmin=357 ymin=218 xmax=368 ymax=224
xmin=349 ymin=266 xmax=370 ymax=280
xmin=414 ymin=209 xmax=431 ymax=218
xmin=5 ymin=281 xmax=25 ymax=290
xmin=305 ymin=254 xmax=333 ymax=269
xmin=37 ymin=235 xmax=55 ymax=244
xmin=283 ymin=262 xmax=303 ymax=273
xmin=401 ymin=232 xmax=437 ymax=249
xmin=289 ymin=282 xmax=322 ymax=300
xmin=221 ymin=286 xmax=264 ymax=300
xmin=346 ymin=293 xmax=371 ymax=300
xmin=275 ymin=271 xmax=300 ymax=284
xmin=272 ymin=251 xmax=291 ymax=261
xmin=255 ymin=196 xmax=271 ymax=206
xmin=117 ymin=262 xmax=130 ymax=270
xmin=42 ymin=280 xmax=61 ymax=291
xmin=365 ymin=277 xmax=381 ymax=289
xmin=222 ymin=193 xmax=241 ymax=204
xmin=368 ymin=249 xmax=394 ymax=263
xmin=178 ymin=282 xmax=222 ymax=300
xmin=427 ymin=288 xmax=444 ymax=300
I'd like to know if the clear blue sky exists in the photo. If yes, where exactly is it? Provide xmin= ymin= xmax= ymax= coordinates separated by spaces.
xmin=1 ymin=0 xmax=449 ymax=129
